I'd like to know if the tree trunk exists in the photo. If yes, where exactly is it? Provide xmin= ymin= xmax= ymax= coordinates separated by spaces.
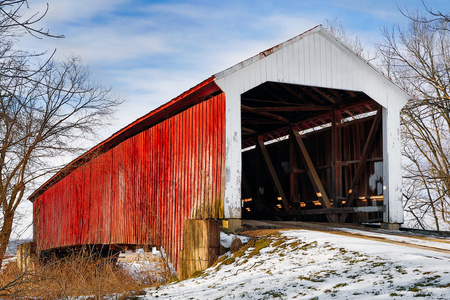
xmin=0 ymin=211 xmax=14 ymax=268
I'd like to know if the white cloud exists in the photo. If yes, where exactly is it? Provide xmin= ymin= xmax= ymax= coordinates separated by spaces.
xmin=56 ymin=29 xmax=168 ymax=63
xmin=26 ymin=0 xmax=128 ymax=24
xmin=16 ymin=0 xmax=448 ymax=142
xmin=10 ymin=0 xmax=450 ymax=240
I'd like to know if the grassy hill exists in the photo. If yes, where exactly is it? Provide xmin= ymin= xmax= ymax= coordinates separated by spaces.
xmin=144 ymin=228 xmax=450 ymax=299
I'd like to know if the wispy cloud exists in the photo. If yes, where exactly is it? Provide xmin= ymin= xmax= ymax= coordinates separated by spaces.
xmin=10 ymin=0 xmax=450 ymax=240
xmin=16 ymin=0 xmax=450 ymax=138
xmin=27 ymin=0 xmax=128 ymax=24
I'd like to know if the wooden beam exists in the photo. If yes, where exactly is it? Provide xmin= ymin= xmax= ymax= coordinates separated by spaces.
xmin=310 ymin=87 xmax=337 ymax=103
xmin=327 ymin=89 xmax=346 ymax=101
xmin=242 ymin=104 xmax=290 ymax=123
xmin=241 ymin=120 xmax=285 ymax=125
xmin=332 ymin=96 xmax=374 ymax=111
xmin=346 ymin=106 xmax=383 ymax=202
xmin=340 ymin=106 xmax=383 ymax=222
xmin=291 ymin=128 xmax=331 ymax=208
xmin=295 ymin=86 xmax=325 ymax=104
xmin=278 ymin=205 xmax=385 ymax=216
xmin=346 ymin=90 xmax=356 ymax=97
xmin=290 ymin=128 xmax=337 ymax=223
xmin=246 ymin=106 xmax=332 ymax=112
xmin=339 ymin=157 xmax=383 ymax=165
xmin=289 ymin=134 xmax=300 ymax=205
xmin=257 ymin=136 xmax=291 ymax=211
xmin=331 ymin=109 xmax=342 ymax=204
xmin=269 ymin=82 xmax=315 ymax=106
xmin=242 ymin=97 xmax=299 ymax=106
xmin=242 ymin=97 xmax=314 ymax=107
xmin=263 ymin=83 xmax=297 ymax=105
xmin=242 ymin=127 xmax=257 ymax=134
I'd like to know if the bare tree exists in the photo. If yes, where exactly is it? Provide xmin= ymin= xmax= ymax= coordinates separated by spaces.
xmin=409 ymin=1 xmax=450 ymax=32
xmin=0 ymin=0 xmax=63 ymax=39
xmin=378 ymin=11 xmax=450 ymax=231
xmin=0 ymin=2 xmax=121 ymax=266
xmin=325 ymin=12 xmax=450 ymax=231
xmin=324 ymin=18 xmax=370 ymax=60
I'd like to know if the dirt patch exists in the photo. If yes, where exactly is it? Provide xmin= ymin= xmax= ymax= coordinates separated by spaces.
xmin=239 ymin=229 xmax=282 ymax=237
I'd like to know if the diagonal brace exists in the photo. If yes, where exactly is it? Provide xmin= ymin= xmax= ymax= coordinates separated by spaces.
xmin=257 ymin=136 xmax=291 ymax=211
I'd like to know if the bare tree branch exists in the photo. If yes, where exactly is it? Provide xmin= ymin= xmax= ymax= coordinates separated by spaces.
xmin=0 ymin=1 xmax=122 ymax=269
xmin=379 ymin=9 xmax=450 ymax=231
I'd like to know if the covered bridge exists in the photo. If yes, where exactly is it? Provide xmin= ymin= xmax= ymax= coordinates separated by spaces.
xmin=29 ymin=26 xmax=411 ymax=276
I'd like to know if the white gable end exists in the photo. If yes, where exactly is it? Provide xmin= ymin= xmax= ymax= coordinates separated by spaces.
xmin=215 ymin=26 xmax=410 ymax=109
xmin=215 ymin=26 xmax=411 ymax=224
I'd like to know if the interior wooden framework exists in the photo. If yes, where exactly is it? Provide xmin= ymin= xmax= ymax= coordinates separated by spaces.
xmin=240 ymin=81 xmax=384 ymax=223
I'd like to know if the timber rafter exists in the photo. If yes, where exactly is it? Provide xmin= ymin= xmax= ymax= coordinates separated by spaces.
xmin=241 ymin=81 xmax=379 ymax=148
xmin=240 ymin=81 xmax=384 ymax=224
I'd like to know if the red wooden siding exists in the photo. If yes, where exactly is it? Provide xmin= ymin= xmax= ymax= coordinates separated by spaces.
xmin=33 ymin=93 xmax=226 ymax=268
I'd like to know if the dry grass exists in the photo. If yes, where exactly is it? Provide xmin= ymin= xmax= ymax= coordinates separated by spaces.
xmin=239 ymin=229 xmax=281 ymax=237
xmin=230 ymin=237 xmax=243 ymax=253
xmin=0 ymin=251 xmax=175 ymax=299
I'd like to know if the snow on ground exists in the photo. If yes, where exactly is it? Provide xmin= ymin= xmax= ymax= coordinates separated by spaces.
xmin=333 ymin=227 xmax=450 ymax=251
xmin=118 ymin=247 xmax=177 ymax=285
xmin=143 ymin=229 xmax=450 ymax=300
xmin=1 ymin=255 xmax=16 ymax=270
xmin=220 ymin=232 xmax=250 ymax=248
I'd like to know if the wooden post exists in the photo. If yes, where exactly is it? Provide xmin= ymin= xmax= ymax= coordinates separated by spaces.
xmin=16 ymin=242 xmax=36 ymax=273
xmin=291 ymin=128 xmax=337 ymax=223
xmin=340 ymin=107 xmax=382 ymax=222
xmin=257 ymin=136 xmax=291 ymax=211
xmin=178 ymin=220 xmax=220 ymax=280
xmin=289 ymin=133 xmax=300 ymax=205
xmin=331 ymin=109 xmax=342 ymax=205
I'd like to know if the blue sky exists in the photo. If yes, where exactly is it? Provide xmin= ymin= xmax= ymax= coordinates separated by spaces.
xmin=19 ymin=0 xmax=449 ymax=139
xmin=11 ymin=0 xmax=449 ymax=239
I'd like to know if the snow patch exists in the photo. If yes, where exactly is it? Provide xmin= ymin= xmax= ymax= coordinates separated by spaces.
xmin=220 ymin=231 xmax=250 ymax=248
xmin=145 ymin=229 xmax=450 ymax=299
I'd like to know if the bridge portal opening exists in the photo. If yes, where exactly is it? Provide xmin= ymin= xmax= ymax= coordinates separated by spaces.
xmin=239 ymin=82 xmax=385 ymax=223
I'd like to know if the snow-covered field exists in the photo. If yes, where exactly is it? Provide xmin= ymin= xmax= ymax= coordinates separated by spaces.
xmin=143 ymin=229 xmax=450 ymax=300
